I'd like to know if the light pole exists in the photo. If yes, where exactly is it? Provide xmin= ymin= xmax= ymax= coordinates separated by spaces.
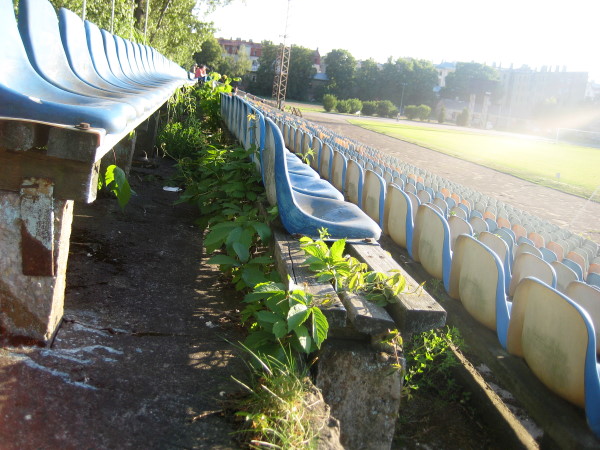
xmin=399 ymin=83 xmax=407 ymax=115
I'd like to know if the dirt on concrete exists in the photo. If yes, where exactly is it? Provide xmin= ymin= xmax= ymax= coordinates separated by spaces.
xmin=0 ymin=157 xmax=246 ymax=449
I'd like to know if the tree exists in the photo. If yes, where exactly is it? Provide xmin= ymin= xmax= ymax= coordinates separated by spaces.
xmin=194 ymin=36 xmax=223 ymax=68
xmin=247 ymin=41 xmax=279 ymax=97
xmin=324 ymin=49 xmax=356 ymax=98
xmin=215 ymin=53 xmax=252 ymax=79
xmin=286 ymin=46 xmax=317 ymax=101
xmin=50 ymin=0 xmax=226 ymax=67
xmin=354 ymin=59 xmax=380 ymax=100
xmin=442 ymin=62 xmax=500 ymax=102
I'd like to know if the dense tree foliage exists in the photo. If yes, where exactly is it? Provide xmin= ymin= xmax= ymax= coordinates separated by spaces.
xmin=49 ymin=0 xmax=225 ymax=67
xmin=441 ymin=62 xmax=500 ymax=101
xmin=353 ymin=59 xmax=380 ymax=101
xmin=324 ymin=49 xmax=356 ymax=98
xmin=247 ymin=42 xmax=315 ymax=101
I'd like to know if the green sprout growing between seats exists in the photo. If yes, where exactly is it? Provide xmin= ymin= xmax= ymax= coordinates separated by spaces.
xmin=241 ymin=280 xmax=329 ymax=361
xmin=300 ymin=228 xmax=406 ymax=306
xmin=97 ymin=164 xmax=134 ymax=211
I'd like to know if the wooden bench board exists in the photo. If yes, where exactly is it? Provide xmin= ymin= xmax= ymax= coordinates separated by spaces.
xmin=272 ymin=228 xmax=347 ymax=329
xmin=347 ymin=240 xmax=447 ymax=335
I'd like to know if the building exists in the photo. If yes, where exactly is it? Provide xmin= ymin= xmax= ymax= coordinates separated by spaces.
xmin=218 ymin=38 xmax=262 ymax=73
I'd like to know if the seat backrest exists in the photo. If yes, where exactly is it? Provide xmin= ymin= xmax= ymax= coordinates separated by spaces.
xmin=344 ymin=159 xmax=364 ymax=207
xmin=514 ymin=242 xmax=542 ymax=261
xmin=547 ymin=241 xmax=565 ymax=262
xmin=362 ymin=169 xmax=386 ymax=227
xmin=508 ymin=252 xmax=556 ymax=297
xmin=563 ymin=257 xmax=584 ymax=281
xmin=587 ymin=272 xmax=600 ymax=289
xmin=507 ymin=278 xmax=593 ymax=408
xmin=309 ymin=136 xmax=322 ymax=171
xmin=383 ymin=184 xmax=414 ymax=256
xmin=449 ymin=235 xmax=509 ymax=345
xmin=417 ymin=190 xmax=432 ymax=205
xmin=469 ymin=216 xmax=488 ymax=234
xmin=412 ymin=204 xmax=452 ymax=291
xmin=511 ymin=223 xmax=527 ymax=241
xmin=479 ymin=231 xmax=511 ymax=277
xmin=528 ymin=232 xmax=545 ymax=248
xmin=433 ymin=197 xmax=448 ymax=216
xmin=261 ymin=119 xmax=278 ymax=206
xmin=448 ymin=215 xmax=472 ymax=251
xmin=319 ymin=143 xmax=334 ymax=180
xmin=567 ymin=251 xmax=588 ymax=279
xmin=330 ymin=150 xmax=347 ymax=193
xmin=539 ymin=246 xmax=557 ymax=263
xmin=565 ymin=280 xmax=600 ymax=354
xmin=551 ymin=260 xmax=579 ymax=295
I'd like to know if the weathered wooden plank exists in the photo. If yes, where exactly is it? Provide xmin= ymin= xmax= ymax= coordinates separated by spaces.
xmin=47 ymin=126 xmax=101 ymax=163
xmin=272 ymin=228 xmax=347 ymax=329
xmin=0 ymin=149 xmax=100 ymax=202
xmin=338 ymin=290 xmax=396 ymax=335
xmin=347 ymin=241 xmax=447 ymax=335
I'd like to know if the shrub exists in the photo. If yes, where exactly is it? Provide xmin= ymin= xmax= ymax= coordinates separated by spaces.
xmin=347 ymin=98 xmax=363 ymax=114
xmin=438 ymin=105 xmax=446 ymax=124
xmin=404 ymin=105 xmax=418 ymax=120
xmin=416 ymin=104 xmax=432 ymax=121
xmin=361 ymin=101 xmax=377 ymax=116
xmin=336 ymin=99 xmax=351 ymax=114
xmin=376 ymin=100 xmax=395 ymax=117
xmin=322 ymin=94 xmax=337 ymax=112
xmin=457 ymin=107 xmax=470 ymax=126
xmin=388 ymin=106 xmax=399 ymax=118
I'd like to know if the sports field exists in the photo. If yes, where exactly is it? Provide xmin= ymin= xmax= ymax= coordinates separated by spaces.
xmin=348 ymin=119 xmax=600 ymax=199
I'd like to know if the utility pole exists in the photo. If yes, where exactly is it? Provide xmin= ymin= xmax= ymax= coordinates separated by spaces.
xmin=272 ymin=0 xmax=292 ymax=110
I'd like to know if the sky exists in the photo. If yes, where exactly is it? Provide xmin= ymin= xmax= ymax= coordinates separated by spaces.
xmin=200 ymin=0 xmax=600 ymax=82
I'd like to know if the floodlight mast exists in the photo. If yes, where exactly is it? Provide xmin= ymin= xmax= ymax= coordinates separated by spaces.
xmin=272 ymin=0 xmax=292 ymax=110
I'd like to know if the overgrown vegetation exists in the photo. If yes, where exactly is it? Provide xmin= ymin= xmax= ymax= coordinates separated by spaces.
xmin=162 ymin=83 xmax=467 ymax=448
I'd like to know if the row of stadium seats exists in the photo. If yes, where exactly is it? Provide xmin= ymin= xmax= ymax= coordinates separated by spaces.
xmin=222 ymin=93 xmax=600 ymax=439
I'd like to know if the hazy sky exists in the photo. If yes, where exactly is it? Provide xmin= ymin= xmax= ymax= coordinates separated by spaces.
xmin=202 ymin=0 xmax=599 ymax=82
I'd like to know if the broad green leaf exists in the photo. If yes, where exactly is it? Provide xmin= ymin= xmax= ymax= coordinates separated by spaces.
xmin=224 ymin=226 xmax=243 ymax=246
xmin=287 ymin=303 xmax=309 ymax=332
xmin=206 ymin=254 xmax=240 ymax=266
xmin=253 ymin=282 xmax=287 ymax=293
xmin=244 ymin=330 xmax=274 ymax=350
xmin=329 ymin=238 xmax=346 ymax=260
xmin=310 ymin=307 xmax=329 ymax=349
xmin=251 ymin=222 xmax=272 ymax=242
xmin=248 ymin=256 xmax=274 ymax=265
xmin=232 ymin=241 xmax=250 ymax=263
xmin=272 ymin=320 xmax=288 ymax=339
xmin=241 ymin=265 xmax=269 ymax=288
xmin=293 ymin=325 xmax=312 ymax=353
xmin=255 ymin=310 xmax=280 ymax=324
xmin=103 ymin=165 xmax=133 ymax=210
xmin=204 ymin=226 xmax=234 ymax=250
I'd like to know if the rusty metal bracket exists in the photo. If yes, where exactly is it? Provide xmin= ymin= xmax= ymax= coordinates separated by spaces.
xmin=20 ymin=177 xmax=55 ymax=276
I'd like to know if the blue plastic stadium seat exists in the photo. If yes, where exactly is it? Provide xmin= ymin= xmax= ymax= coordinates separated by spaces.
xmin=267 ymin=117 xmax=381 ymax=240
xmin=0 ymin=0 xmax=134 ymax=132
